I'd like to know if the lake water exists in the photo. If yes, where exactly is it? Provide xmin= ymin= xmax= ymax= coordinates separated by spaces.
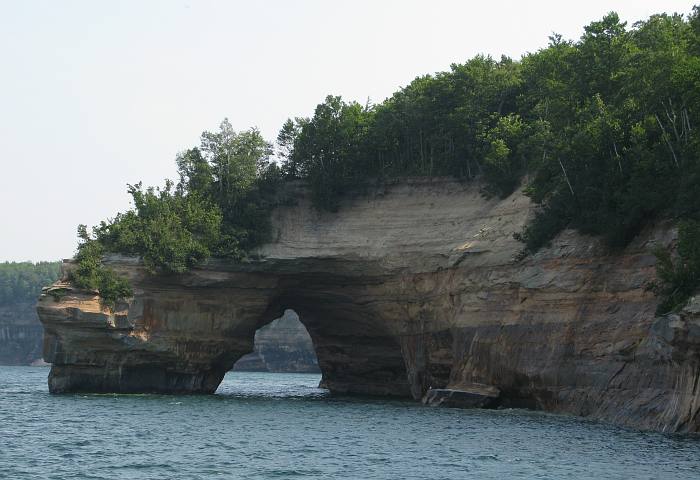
xmin=0 ymin=366 xmax=698 ymax=479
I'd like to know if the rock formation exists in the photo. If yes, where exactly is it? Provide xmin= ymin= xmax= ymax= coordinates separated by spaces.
xmin=422 ymin=383 xmax=500 ymax=409
xmin=0 ymin=302 xmax=44 ymax=365
xmin=232 ymin=310 xmax=320 ymax=373
xmin=0 ymin=301 xmax=317 ymax=371
xmin=37 ymin=179 xmax=700 ymax=432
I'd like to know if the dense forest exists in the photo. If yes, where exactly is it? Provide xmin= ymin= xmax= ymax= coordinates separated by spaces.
xmin=0 ymin=262 xmax=61 ymax=305
xmin=75 ymin=8 xmax=700 ymax=313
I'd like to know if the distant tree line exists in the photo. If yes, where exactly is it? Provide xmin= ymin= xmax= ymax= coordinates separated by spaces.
xmin=73 ymin=9 xmax=700 ymax=313
xmin=0 ymin=262 xmax=61 ymax=305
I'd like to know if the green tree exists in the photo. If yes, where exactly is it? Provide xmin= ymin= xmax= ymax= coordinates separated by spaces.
xmin=653 ymin=221 xmax=700 ymax=314
xmin=69 ymin=7 xmax=700 ymax=314
xmin=200 ymin=118 xmax=272 ymax=202
xmin=285 ymin=95 xmax=372 ymax=210
xmin=276 ymin=118 xmax=304 ymax=177
xmin=95 ymin=181 xmax=224 ymax=273
xmin=176 ymin=147 xmax=213 ymax=197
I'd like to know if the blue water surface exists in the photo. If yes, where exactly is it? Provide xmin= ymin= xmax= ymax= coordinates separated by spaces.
xmin=0 ymin=366 xmax=698 ymax=479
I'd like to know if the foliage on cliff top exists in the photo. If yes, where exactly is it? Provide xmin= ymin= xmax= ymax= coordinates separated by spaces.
xmin=0 ymin=261 xmax=60 ymax=305
xmin=74 ymin=8 xmax=700 ymax=311
xmin=68 ymin=226 xmax=133 ymax=309
xmin=72 ymin=119 xmax=284 ymax=303
xmin=86 ymin=120 xmax=284 ymax=275
xmin=280 ymin=9 xmax=700 ymax=254
xmin=276 ymin=7 xmax=700 ymax=311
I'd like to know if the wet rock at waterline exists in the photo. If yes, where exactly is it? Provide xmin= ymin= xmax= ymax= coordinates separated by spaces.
xmin=422 ymin=384 xmax=500 ymax=409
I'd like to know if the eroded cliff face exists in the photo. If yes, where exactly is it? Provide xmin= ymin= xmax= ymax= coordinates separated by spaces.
xmin=0 ymin=302 xmax=44 ymax=365
xmin=37 ymin=179 xmax=700 ymax=432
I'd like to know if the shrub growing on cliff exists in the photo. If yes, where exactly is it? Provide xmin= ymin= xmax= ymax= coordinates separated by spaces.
xmin=94 ymin=181 xmax=225 ymax=274
xmin=70 ymin=225 xmax=132 ymax=309
xmin=652 ymin=220 xmax=700 ymax=314
xmin=71 ymin=119 xmax=284 ymax=296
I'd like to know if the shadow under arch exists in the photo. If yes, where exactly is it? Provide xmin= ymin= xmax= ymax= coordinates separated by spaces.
xmin=244 ymin=291 xmax=412 ymax=397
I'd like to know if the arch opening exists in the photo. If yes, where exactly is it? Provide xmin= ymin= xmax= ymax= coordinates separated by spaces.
xmin=231 ymin=309 xmax=320 ymax=374
xmin=245 ymin=292 xmax=413 ymax=398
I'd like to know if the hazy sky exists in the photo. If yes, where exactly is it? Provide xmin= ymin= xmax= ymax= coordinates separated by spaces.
xmin=0 ymin=0 xmax=695 ymax=262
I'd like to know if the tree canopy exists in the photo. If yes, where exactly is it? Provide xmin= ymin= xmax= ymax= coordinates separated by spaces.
xmin=87 ymin=119 xmax=283 ymax=276
xmin=73 ymin=8 xmax=700 ymax=313
xmin=281 ymin=10 xmax=700 ymax=256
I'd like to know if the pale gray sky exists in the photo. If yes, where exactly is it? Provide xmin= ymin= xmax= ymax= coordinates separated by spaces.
xmin=0 ymin=0 xmax=695 ymax=262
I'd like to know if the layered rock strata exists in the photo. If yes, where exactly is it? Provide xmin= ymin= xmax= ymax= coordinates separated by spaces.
xmin=0 ymin=303 xmax=44 ymax=365
xmin=38 ymin=179 xmax=699 ymax=432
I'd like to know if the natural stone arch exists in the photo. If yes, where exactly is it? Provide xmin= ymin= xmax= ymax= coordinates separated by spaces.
xmin=37 ymin=180 xmax=700 ymax=432
xmin=40 ymin=262 xmax=414 ymax=397
xmin=261 ymin=291 xmax=411 ymax=397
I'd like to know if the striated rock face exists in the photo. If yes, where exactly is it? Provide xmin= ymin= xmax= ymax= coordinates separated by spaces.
xmin=38 ymin=179 xmax=700 ymax=432
xmin=232 ymin=310 xmax=320 ymax=373
xmin=0 ymin=303 xmax=44 ymax=365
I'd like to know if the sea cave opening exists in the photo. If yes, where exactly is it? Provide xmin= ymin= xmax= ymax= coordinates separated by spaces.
xmin=221 ymin=309 xmax=326 ymax=397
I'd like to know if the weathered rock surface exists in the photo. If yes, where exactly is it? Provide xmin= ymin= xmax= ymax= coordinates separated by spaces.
xmin=422 ymin=383 xmax=500 ymax=408
xmin=0 ymin=302 xmax=44 ymax=365
xmin=38 ymin=179 xmax=700 ymax=432
xmin=232 ymin=310 xmax=320 ymax=373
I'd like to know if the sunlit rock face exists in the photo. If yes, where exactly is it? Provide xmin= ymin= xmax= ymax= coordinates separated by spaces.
xmin=37 ymin=179 xmax=699 ymax=432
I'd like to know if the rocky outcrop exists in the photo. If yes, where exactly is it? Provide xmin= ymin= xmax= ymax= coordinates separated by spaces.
xmin=38 ymin=179 xmax=700 ymax=432
xmin=422 ymin=383 xmax=500 ymax=408
xmin=232 ymin=310 xmax=320 ymax=373
xmin=0 ymin=302 xmax=43 ymax=365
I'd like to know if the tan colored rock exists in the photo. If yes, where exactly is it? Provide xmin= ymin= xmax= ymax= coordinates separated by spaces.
xmin=37 ymin=179 xmax=699 ymax=432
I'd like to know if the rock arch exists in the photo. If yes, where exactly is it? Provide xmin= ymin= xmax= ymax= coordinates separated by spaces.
xmin=40 ymin=261 xmax=414 ymax=397
xmin=37 ymin=180 xmax=700 ymax=432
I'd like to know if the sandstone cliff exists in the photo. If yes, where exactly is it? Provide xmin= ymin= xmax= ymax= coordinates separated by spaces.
xmin=37 ymin=179 xmax=700 ymax=432
xmin=0 ymin=299 xmax=317 ymax=370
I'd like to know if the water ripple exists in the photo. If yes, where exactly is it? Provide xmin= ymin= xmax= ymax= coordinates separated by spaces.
xmin=0 ymin=367 xmax=698 ymax=480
